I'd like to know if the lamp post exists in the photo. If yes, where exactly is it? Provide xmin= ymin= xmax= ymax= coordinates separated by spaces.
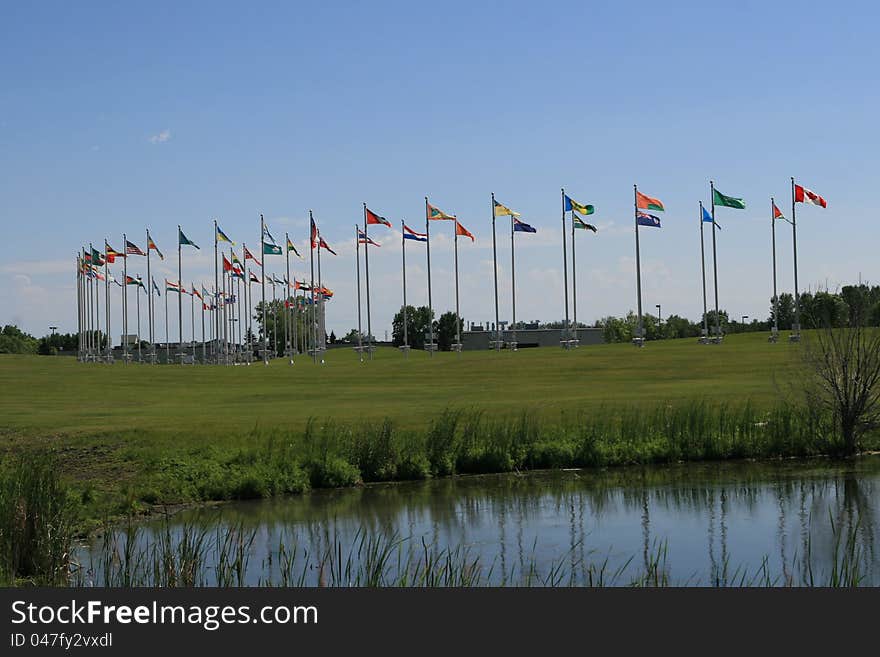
xmin=741 ymin=315 xmax=749 ymax=333
xmin=49 ymin=326 xmax=58 ymax=337
xmin=655 ymin=305 xmax=661 ymax=337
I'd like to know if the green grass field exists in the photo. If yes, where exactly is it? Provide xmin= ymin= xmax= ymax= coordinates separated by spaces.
xmin=1 ymin=332 xmax=800 ymax=437
xmin=1 ymin=333 xmax=816 ymax=517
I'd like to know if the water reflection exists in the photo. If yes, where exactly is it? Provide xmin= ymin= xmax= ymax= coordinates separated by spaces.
xmin=92 ymin=457 xmax=880 ymax=586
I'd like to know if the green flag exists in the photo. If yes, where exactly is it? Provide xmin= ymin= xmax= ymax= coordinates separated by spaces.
xmin=713 ymin=189 xmax=746 ymax=210
xmin=572 ymin=214 xmax=597 ymax=232
xmin=263 ymin=241 xmax=282 ymax=256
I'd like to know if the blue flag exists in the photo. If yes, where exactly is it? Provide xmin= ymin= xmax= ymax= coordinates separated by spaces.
xmin=702 ymin=206 xmax=713 ymax=223
xmin=637 ymin=212 xmax=661 ymax=228
xmin=513 ymin=218 xmax=537 ymax=233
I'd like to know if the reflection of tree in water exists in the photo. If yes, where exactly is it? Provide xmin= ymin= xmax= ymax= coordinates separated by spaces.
xmin=141 ymin=458 xmax=880 ymax=585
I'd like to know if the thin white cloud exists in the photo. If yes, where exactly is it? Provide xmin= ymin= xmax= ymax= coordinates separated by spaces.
xmin=149 ymin=129 xmax=171 ymax=144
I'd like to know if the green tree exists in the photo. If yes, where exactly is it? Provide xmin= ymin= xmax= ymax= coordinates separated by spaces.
xmin=391 ymin=305 xmax=434 ymax=350
xmin=0 ymin=325 xmax=38 ymax=354
xmin=436 ymin=311 xmax=461 ymax=351
xmin=770 ymin=293 xmax=795 ymax=330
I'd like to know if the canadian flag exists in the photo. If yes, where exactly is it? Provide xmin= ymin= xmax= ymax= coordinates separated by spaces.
xmin=794 ymin=184 xmax=827 ymax=208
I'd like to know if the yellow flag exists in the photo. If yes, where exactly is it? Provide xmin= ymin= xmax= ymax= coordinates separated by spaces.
xmin=493 ymin=199 xmax=520 ymax=217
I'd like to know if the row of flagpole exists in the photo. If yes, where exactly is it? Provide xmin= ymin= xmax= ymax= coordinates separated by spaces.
xmin=76 ymin=214 xmax=337 ymax=364
xmin=75 ymin=177 xmax=826 ymax=364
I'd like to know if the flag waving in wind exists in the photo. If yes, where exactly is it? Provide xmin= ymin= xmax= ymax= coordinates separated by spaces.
xmin=403 ymin=224 xmax=427 ymax=242
xmin=319 ymin=237 xmax=337 ymax=255
xmin=455 ymin=220 xmax=475 ymax=241
xmin=147 ymin=236 xmax=164 ymax=260
xmin=773 ymin=202 xmax=785 ymax=221
xmin=794 ymin=184 xmax=827 ymax=207
xmin=636 ymin=191 xmax=665 ymax=212
xmin=216 ymin=225 xmax=234 ymax=244
xmin=179 ymin=230 xmax=199 ymax=249
xmin=513 ymin=218 xmax=536 ymax=233
xmin=713 ymin=188 xmax=746 ymax=209
xmin=427 ymin=203 xmax=455 ymax=221
xmin=262 ymin=224 xmax=277 ymax=245
xmin=365 ymin=208 xmax=392 ymax=227
xmin=637 ymin=212 xmax=661 ymax=228
xmin=151 ymin=277 xmax=161 ymax=296
xmin=126 ymin=240 xmax=146 ymax=256
xmin=286 ymin=237 xmax=302 ymax=259
xmin=572 ymin=215 xmax=597 ymax=232
xmin=358 ymin=228 xmax=380 ymax=246
xmin=564 ymin=195 xmax=595 ymax=215
xmin=244 ymin=245 xmax=262 ymax=265
xmin=493 ymin=200 xmax=520 ymax=217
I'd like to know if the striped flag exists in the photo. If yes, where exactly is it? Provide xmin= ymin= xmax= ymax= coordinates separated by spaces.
xmin=244 ymin=245 xmax=262 ymax=266
xmin=403 ymin=224 xmax=427 ymax=242
xmin=286 ymin=237 xmax=303 ymax=259
xmin=357 ymin=228 xmax=380 ymax=246
xmin=147 ymin=236 xmax=164 ymax=260
xmin=427 ymin=202 xmax=455 ymax=220
xmin=125 ymin=240 xmax=146 ymax=256
xmin=216 ymin=225 xmax=235 ymax=244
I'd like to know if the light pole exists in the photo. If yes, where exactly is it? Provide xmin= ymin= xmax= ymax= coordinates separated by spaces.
xmin=741 ymin=315 xmax=749 ymax=333
xmin=49 ymin=325 xmax=58 ymax=337
xmin=655 ymin=305 xmax=661 ymax=337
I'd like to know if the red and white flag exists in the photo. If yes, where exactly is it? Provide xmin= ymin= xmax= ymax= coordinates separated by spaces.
xmin=794 ymin=184 xmax=827 ymax=208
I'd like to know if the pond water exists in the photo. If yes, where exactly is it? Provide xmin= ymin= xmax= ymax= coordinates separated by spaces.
xmin=84 ymin=457 xmax=880 ymax=586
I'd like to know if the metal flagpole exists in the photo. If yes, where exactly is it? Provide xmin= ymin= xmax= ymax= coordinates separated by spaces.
xmin=699 ymin=202 xmax=709 ymax=342
xmin=222 ymin=268 xmax=228 ymax=364
xmin=572 ymin=207 xmax=578 ymax=344
xmin=76 ymin=256 xmax=82 ymax=361
xmin=261 ymin=214 xmax=268 ymax=365
xmin=136 ymin=279 xmax=142 ymax=361
xmin=491 ymin=193 xmax=500 ymax=350
xmin=285 ymin=233 xmax=292 ymax=363
xmin=425 ymin=197 xmax=434 ymax=357
xmin=146 ymin=230 xmax=153 ymax=361
xmin=363 ymin=204 xmax=373 ymax=360
xmin=177 ymin=226 xmax=184 ymax=364
xmin=710 ymin=181 xmax=721 ymax=341
xmin=510 ymin=210 xmax=518 ymax=350
xmin=236 ymin=274 xmax=242 ymax=358
xmin=213 ymin=220 xmax=220 ymax=363
xmin=401 ymin=220 xmax=409 ymax=358
xmin=790 ymin=177 xmax=801 ymax=339
xmin=271 ymin=275 xmax=278 ymax=357
xmin=453 ymin=217 xmax=461 ymax=356
xmin=771 ymin=197 xmax=779 ymax=341
xmin=356 ymin=225 xmax=363 ymax=361
xmin=633 ymin=185 xmax=644 ymax=344
xmin=201 ymin=286 xmax=206 ymax=362
xmin=164 ymin=280 xmax=169 ymax=363
xmin=190 ymin=281 xmax=195 ymax=361
xmin=561 ymin=189 xmax=570 ymax=347
xmin=309 ymin=211 xmax=317 ymax=364
xmin=83 ymin=255 xmax=89 ymax=360
xmin=85 ymin=249 xmax=91 ymax=360
xmin=122 ymin=235 xmax=128 ymax=363
xmin=317 ymin=232 xmax=324 ymax=361
xmin=88 ymin=245 xmax=94 ymax=360
xmin=105 ymin=241 xmax=111 ymax=361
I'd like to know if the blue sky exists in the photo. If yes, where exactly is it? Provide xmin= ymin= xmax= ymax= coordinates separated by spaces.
xmin=2 ymin=1 xmax=877 ymax=339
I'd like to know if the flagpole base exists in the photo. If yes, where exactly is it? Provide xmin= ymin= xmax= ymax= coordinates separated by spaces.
xmin=769 ymin=329 xmax=779 ymax=343
xmin=424 ymin=343 xmax=438 ymax=353
xmin=398 ymin=345 xmax=411 ymax=358
xmin=631 ymin=337 xmax=645 ymax=348
xmin=489 ymin=340 xmax=505 ymax=350
xmin=451 ymin=343 xmax=463 ymax=352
